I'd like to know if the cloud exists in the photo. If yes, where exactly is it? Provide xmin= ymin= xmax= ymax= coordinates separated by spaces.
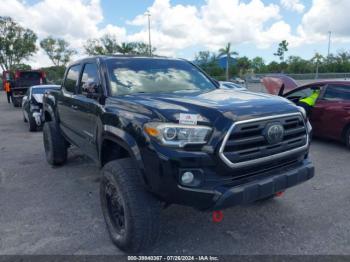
xmin=280 ymin=0 xmax=305 ymax=13
xmin=0 ymin=0 xmax=126 ymax=67
xmin=127 ymin=0 xmax=290 ymax=55
xmin=3 ymin=0 xmax=350 ymax=68
xmin=298 ymin=0 xmax=350 ymax=43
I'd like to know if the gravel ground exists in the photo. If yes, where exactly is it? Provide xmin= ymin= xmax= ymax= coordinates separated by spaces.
xmin=0 ymin=91 xmax=349 ymax=255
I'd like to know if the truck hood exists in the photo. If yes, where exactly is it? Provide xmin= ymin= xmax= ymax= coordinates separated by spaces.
xmin=107 ymin=89 xmax=299 ymax=125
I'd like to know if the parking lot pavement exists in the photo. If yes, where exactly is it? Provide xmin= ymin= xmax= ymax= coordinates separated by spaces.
xmin=0 ymin=91 xmax=350 ymax=255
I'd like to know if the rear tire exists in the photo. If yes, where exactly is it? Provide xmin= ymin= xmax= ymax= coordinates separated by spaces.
xmin=28 ymin=115 xmax=37 ymax=132
xmin=100 ymin=158 xmax=161 ymax=253
xmin=12 ymin=99 xmax=20 ymax=107
xmin=43 ymin=121 xmax=67 ymax=166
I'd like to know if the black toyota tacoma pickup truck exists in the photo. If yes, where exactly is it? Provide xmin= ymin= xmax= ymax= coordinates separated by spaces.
xmin=42 ymin=56 xmax=314 ymax=252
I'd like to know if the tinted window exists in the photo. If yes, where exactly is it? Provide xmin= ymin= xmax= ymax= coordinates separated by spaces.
xmin=107 ymin=58 xmax=215 ymax=96
xmin=32 ymin=87 xmax=58 ymax=94
xmin=80 ymin=63 xmax=100 ymax=95
xmin=64 ymin=65 xmax=81 ymax=93
xmin=286 ymin=85 xmax=324 ymax=99
xmin=18 ymin=72 xmax=42 ymax=80
xmin=323 ymin=85 xmax=350 ymax=101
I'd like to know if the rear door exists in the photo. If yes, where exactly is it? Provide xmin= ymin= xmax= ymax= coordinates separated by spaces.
xmin=57 ymin=64 xmax=82 ymax=144
xmin=314 ymin=84 xmax=350 ymax=140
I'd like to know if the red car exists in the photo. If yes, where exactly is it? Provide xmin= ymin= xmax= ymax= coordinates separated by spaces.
xmin=262 ymin=75 xmax=350 ymax=148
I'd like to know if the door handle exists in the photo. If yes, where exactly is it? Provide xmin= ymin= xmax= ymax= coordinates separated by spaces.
xmin=71 ymin=105 xmax=78 ymax=110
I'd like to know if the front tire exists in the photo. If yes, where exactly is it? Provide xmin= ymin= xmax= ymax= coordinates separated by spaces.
xmin=345 ymin=127 xmax=350 ymax=149
xmin=100 ymin=158 xmax=161 ymax=253
xmin=28 ymin=115 xmax=37 ymax=132
xmin=43 ymin=121 xmax=67 ymax=166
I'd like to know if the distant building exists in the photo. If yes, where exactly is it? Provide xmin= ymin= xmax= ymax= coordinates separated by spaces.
xmin=218 ymin=56 xmax=237 ymax=69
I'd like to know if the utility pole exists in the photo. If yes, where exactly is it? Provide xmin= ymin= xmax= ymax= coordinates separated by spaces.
xmin=145 ymin=12 xmax=152 ymax=56
xmin=327 ymin=31 xmax=331 ymax=58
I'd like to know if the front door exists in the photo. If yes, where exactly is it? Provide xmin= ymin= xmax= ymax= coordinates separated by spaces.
xmin=74 ymin=62 xmax=103 ymax=159
xmin=312 ymin=84 xmax=350 ymax=140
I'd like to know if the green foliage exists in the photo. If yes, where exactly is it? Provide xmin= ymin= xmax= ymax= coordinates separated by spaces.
xmin=41 ymin=66 xmax=66 ymax=85
xmin=40 ymin=36 xmax=76 ymax=66
xmin=84 ymin=34 xmax=120 ymax=55
xmin=194 ymin=51 xmax=224 ymax=77
xmin=84 ymin=34 xmax=155 ymax=56
xmin=237 ymin=56 xmax=251 ymax=76
xmin=274 ymin=40 xmax=289 ymax=62
xmin=11 ymin=63 xmax=32 ymax=71
xmin=218 ymin=43 xmax=238 ymax=80
xmin=0 ymin=16 xmax=37 ymax=71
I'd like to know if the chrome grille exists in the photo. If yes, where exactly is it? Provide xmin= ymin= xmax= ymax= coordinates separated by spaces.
xmin=219 ymin=113 xmax=309 ymax=168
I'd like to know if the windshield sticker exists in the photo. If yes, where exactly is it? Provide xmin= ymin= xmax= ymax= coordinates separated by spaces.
xmin=179 ymin=113 xmax=198 ymax=125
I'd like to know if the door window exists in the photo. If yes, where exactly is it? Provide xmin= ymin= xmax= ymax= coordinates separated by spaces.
xmin=64 ymin=64 xmax=81 ymax=93
xmin=80 ymin=63 xmax=100 ymax=96
xmin=323 ymin=85 xmax=350 ymax=101
xmin=286 ymin=88 xmax=313 ymax=99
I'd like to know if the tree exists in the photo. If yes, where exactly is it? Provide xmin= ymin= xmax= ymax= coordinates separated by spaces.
xmin=274 ymin=40 xmax=289 ymax=62
xmin=251 ymin=56 xmax=266 ymax=73
xmin=117 ymin=42 xmax=136 ymax=54
xmin=12 ymin=63 xmax=31 ymax=71
xmin=311 ymin=52 xmax=324 ymax=78
xmin=132 ymin=42 xmax=156 ymax=55
xmin=40 ymin=37 xmax=76 ymax=66
xmin=219 ymin=43 xmax=238 ymax=80
xmin=84 ymin=35 xmax=154 ymax=56
xmin=84 ymin=34 xmax=120 ymax=55
xmin=194 ymin=51 xmax=211 ymax=67
xmin=236 ymin=56 xmax=251 ymax=76
xmin=0 ymin=16 xmax=37 ymax=71
xmin=286 ymin=56 xmax=312 ymax=74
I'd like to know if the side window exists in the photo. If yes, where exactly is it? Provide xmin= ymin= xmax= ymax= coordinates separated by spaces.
xmin=323 ymin=85 xmax=350 ymax=101
xmin=64 ymin=64 xmax=81 ymax=93
xmin=80 ymin=63 xmax=100 ymax=96
xmin=286 ymin=88 xmax=313 ymax=99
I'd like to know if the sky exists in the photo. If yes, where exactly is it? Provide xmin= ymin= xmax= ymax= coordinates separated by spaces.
xmin=1 ymin=0 xmax=350 ymax=68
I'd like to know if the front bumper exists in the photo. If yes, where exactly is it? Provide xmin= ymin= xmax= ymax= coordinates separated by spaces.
xmin=211 ymin=159 xmax=314 ymax=210
xmin=143 ymin=139 xmax=314 ymax=210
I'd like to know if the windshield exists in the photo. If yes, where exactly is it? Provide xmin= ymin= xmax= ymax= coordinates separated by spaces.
xmin=32 ymin=87 xmax=57 ymax=94
xmin=19 ymin=72 xmax=42 ymax=80
xmin=106 ymin=58 xmax=216 ymax=96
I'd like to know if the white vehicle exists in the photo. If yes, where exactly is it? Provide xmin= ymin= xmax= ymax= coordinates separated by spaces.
xmin=219 ymin=81 xmax=247 ymax=91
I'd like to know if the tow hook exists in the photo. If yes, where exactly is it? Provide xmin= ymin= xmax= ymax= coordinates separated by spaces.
xmin=33 ymin=112 xmax=42 ymax=126
xmin=275 ymin=191 xmax=284 ymax=197
xmin=212 ymin=210 xmax=224 ymax=223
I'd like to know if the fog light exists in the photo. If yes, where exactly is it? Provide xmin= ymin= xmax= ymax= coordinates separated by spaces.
xmin=181 ymin=171 xmax=194 ymax=184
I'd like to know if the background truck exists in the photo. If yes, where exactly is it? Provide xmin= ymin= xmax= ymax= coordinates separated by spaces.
xmin=43 ymin=55 xmax=314 ymax=252
xmin=2 ymin=70 xmax=47 ymax=107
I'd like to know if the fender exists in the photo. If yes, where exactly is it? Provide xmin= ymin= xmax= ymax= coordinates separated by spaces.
xmin=101 ymin=125 xmax=144 ymax=171
xmin=43 ymin=93 xmax=58 ymax=123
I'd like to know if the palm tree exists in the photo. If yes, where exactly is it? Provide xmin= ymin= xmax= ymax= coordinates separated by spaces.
xmin=311 ymin=52 xmax=324 ymax=79
xmin=219 ymin=43 xmax=238 ymax=80
xmin=117 ymin=42 xmax=136 ymax=54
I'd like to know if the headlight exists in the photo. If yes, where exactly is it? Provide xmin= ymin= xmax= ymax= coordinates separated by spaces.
xmin=144 ymin=122 xmax=212 ymax=147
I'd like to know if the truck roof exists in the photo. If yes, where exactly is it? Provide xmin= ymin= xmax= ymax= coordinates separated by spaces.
xmin=69 ymin=55 xmax=181 ymax=65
